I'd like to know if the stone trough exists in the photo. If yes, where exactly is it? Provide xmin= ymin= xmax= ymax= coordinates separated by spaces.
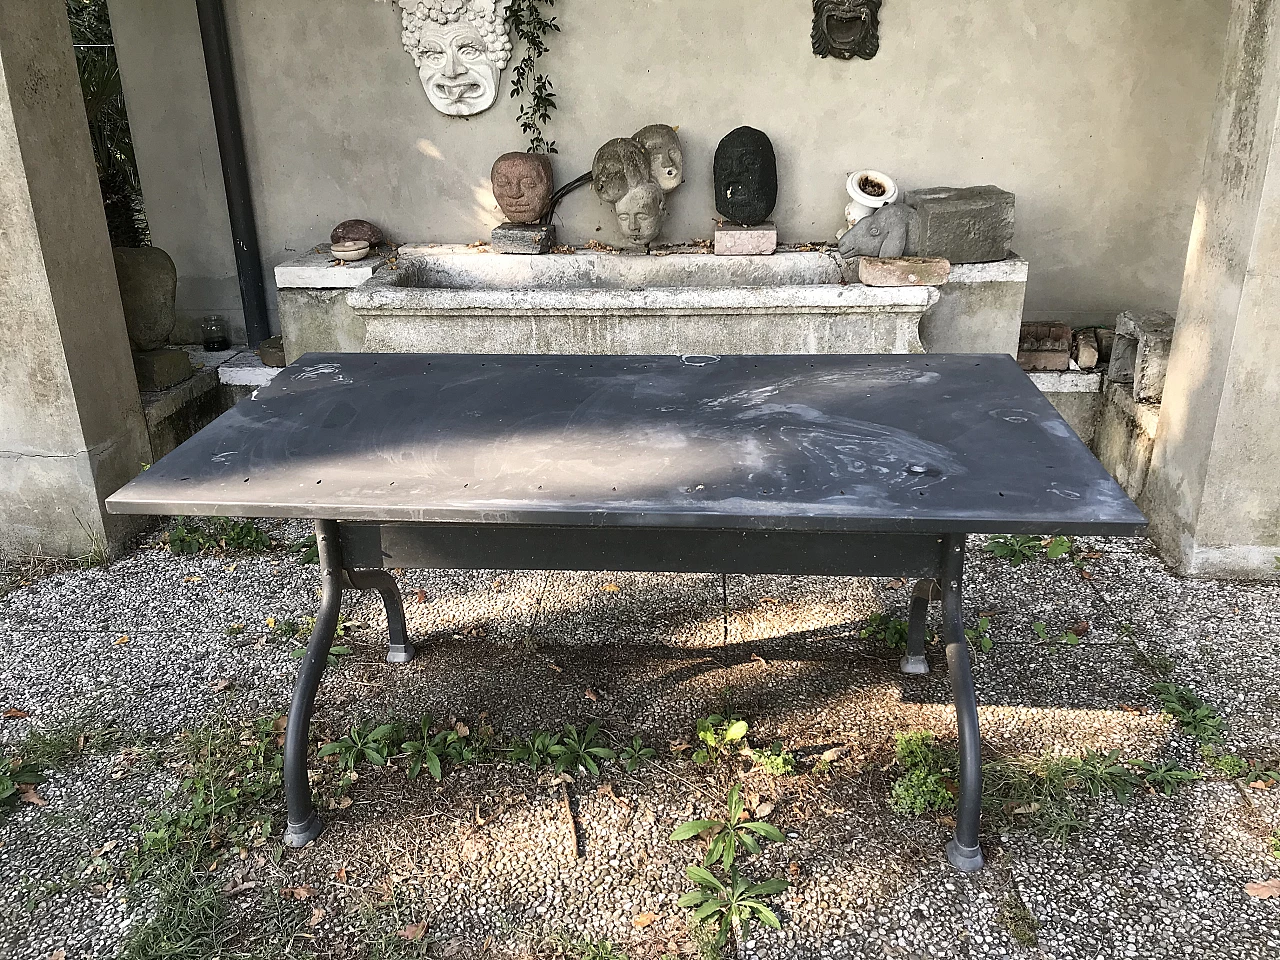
xmin=275 ymin=245 xmax=1028 ymax=361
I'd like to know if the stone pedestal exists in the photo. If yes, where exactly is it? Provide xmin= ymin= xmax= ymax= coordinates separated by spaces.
xmin=714 ymin=223 xmax=777 ymax=256
xmin=491 ymin=222 xmax=556 ymax=255
xmin=858 ymin=257 xmax=950 ymax=286
xmin=0 ymin=2 xmax=152 ymax=558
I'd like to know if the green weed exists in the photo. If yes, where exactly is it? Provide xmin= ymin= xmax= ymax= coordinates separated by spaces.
xmin=166 ymin=517 xmax=271 ymax=556
xmin=548 ymin=722 xmax=616 ymax=776
xmin=1200 ymin=746 xmax=1248 ymax=779
xmin=318 ymin=721 xmax=397 ymax=772
xmin=1131 ymin=760 xmax=1202 ymax=795
xmin=986 ymin=535 xmax=1072 ymax=566
xmin=620 ymin=735 xmax=657 ymax=773
xmin=966 ymin=616 xmax=994 ymax=654
xmin=856 ymin=612 xmax=910 ymax=650
xmin=749 ymin=741 xmax=797 ymax=776
xmin=997 ymin=890 xmax=1040 ymax=947
xmin=678 ymin=865 xmax=787 ymax=952
xmin=1150 ymin=682 xmax=1224 ymax=744
xmin=693 ymin=714 xmax=749 ymax=765
xmin=670 ymin=783 xmax=785 ymax=870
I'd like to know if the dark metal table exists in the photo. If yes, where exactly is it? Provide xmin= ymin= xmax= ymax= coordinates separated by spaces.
xmin=106 ymin=353 xmax=1146 ymax=871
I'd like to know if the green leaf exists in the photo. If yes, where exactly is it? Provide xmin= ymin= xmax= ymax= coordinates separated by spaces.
xmin=746 ymin=903 xmax=782 ymax=929
xmin=685 ymin=864 xmax=721 ymax=889
xmin=670 ymin=819 xmax=721 ymax=841
xmin=424 ymin=751 xmax=443 ymax=782
xmin=694 ymin=899 xmax=725 ymax=922
xmin=677 ymin=890 xmax=708 ymax=908
xmin=749 ymin=878 xmax=791 ymax=896
xmin=724 ymin=720 xmax=749 ymax=742
xmin=316 ymin=743 xmax=342 ymax=758
xmin=741 ymin=821 xmax=786 ymax=843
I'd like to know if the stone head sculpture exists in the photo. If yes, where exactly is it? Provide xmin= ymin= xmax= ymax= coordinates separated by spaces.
xmin=633 ymin=124 xmax=684 ymax=193
xmin=388 ymin=0 xmax=514 ymax=116
xmin=836 ymin=202 xmax=918 ymax=259
xmin=491 ymin=152 xmax=553 ymax=223
xmin=614 ymin=181 xmax=667 ymax=248
xmin=811 ymin=0 xmax=882 ymax=61
xmin=592 ymin=137 xmax=651 ymax=205
xmin=714 ymin=126 xmax=778 ymax=226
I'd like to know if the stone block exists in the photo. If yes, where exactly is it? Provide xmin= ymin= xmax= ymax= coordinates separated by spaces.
xmin=714 ymin=223 xmax=777 ymax=256
xmin=491 ymin=222 xmax=556 ymax=255
xmin=858 ymin=256 xmax=950 ymax=286
xmin=1095 ymin=327 xmax=1116 ymax=363
xmin=1112 ymin=310 xmax=1174 ymax=401
xmin=1095 ymin=381 xmax=1161 ymax=499
xmin=1073 ymin=329 xmax=1099 ymax=370
xmin=257 ymin=335 xmax=286 ymax=368
xmin=904 ymin=185 xmax=1015 ymax=264
xmin=1017 ymin=322 xmax=1072 ymax=371
xmin=134 ymin=348 xmax=193 ymax=392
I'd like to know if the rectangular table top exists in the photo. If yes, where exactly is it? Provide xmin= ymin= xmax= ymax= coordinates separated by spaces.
xmin=106 ymin=353 xmax=1147 ymax=535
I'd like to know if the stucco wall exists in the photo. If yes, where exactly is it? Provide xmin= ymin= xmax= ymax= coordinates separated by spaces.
xmin=111 ymin=0 xmax=1229 ymax=338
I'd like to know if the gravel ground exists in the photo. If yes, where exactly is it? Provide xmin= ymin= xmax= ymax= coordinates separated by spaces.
xmin=1 ymin=525 xmax=1278 ymax=959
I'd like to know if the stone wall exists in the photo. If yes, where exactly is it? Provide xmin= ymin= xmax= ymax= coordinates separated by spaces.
xmin=108 ymin=0 xmax=1229 ymax=340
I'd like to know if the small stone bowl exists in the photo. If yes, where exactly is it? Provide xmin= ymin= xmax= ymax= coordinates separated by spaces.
xmin=331 ymin=240 xmax=371 ymax=262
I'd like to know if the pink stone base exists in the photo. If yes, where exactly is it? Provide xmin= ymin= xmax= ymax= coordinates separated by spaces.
xmin=714 ymin=223 xmax=778 ymax=256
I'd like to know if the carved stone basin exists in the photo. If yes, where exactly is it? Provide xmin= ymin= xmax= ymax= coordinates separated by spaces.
xmin=347 ymin=245 xmax=936 ymax=356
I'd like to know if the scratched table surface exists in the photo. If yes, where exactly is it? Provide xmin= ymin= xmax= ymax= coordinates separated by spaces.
xmin=106 ymin=353 xmax=1146 ymax=535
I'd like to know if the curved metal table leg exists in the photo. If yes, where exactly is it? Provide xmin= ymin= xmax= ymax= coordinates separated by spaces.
xmin=346 ymin=568 xmax=414 ymax=663
xmin=900 ymin=578 xmax=938 ymax=675
xmin=283 ymin=519 xmax=342 ymax=849
xmin=940 ymin=534 xmax=985 ymax=872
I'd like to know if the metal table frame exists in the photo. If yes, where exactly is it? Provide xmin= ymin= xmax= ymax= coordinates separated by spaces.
xmin=285 ymin=519 xmax=985 ymax=872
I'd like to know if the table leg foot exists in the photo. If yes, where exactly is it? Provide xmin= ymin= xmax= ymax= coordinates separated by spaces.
xmin=283 ymin=811 xmax=325 ymax=849
xmin=901 ymin=579 xmax=937 ymax=675
xmin=284 ymin=520 xmax=342 ymax=850
xmin=346 ymin=567 xmax=415 ymax=664
xmin=945 ymin=838 xmax=985 ymax=873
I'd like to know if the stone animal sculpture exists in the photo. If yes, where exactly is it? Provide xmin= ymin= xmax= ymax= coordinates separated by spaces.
xmin=491 ymin=152 xmax=553 ymax=223
xmin=378 ymin=0 xmax=514 ymax=116
xmin=811 ymin=0 xmax=882 ymax=61
xmin=591 ymin=126 xmax=684 ymax=248
xmin=836 ymin=202 xmax=919 ymax=259
xmin=714 ymin=126 xmax=778 ymax=227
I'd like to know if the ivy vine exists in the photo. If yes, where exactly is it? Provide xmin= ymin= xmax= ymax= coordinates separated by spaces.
xmin=508 ymin=0 xmax=560 ymax=153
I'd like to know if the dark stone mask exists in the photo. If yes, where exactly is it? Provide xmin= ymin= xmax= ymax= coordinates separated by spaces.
xmin=714 ymin=126 xmax=778 ymax=226
xmin=812 ymin=0 xmax=882 ymax=61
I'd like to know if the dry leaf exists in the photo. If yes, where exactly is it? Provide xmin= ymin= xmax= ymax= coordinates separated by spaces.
xmin=398 ymin=921 xmax=428 ymax=941
xmin=584 ymin=687 xmax=602 ymax=702
xmin=601 ymin=583 xmax=621 ymax=593
xmin=820 ymin=745 xmax=851 ymax=763
xmin=547 ymin=662 xmax=562 ymax=674
xmin=454 ymin=721 xmax=469 ymax=737
xmin=307 ymin=906 xmax=328 ymax=928
xmin=18 ymin=785 xmax=47 ymax=806
xmin=222 ymin=878 xmax=258 ymax=895
xmin=632 ymin=912 xmax=658 ymax=929
xmin=755 ymin=801 xmax=775 ymax=819
xmin=282 ymin=885 xmax=316 ymax=900
xmin=335 ymin=866 xmax=349 ymax=883
xmin=47 ymin=951 xmax=66 ymax=960
xmin=211 ymin=679 xmax=232 ymax=692
xmin=114 ymin=636 xmax=129 ymax=646
xmin=2 ymin=708 xmax=29 ymax=720
xmin=1245 ymin=878 xmax=1280 ymax=899
xmin=1250 ymin=779 xmax=1273 ymax=790
xmin=183 ymin=576 xmax=202 ymax=583
xmin=415 ymin=588 xmax=427 ymax=604
xmin=750 ymin=654 xmax=768 ymax=666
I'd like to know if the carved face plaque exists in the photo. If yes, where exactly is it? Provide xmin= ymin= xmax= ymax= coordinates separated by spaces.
xmin=491 ymin=152 xmax=553 ymax=223
xmin=714 ymin=126 xmax=778 ymax=226
xmin=391 ymin=0 xmax=514 ymax=117
xmin=632 ymin=124 xmax=684 ymax=193
xmin=614 ymin=182 xmax=667 ymax=248
xmin=592 ymin=138 xmax=651 ymax=205
xmin=811 ymin=0 xmax=882 ymax=61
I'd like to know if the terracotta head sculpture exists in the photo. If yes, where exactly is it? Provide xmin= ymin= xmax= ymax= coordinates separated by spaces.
xmin=714 ymin=126 xmax=778 ymax=226
xmin=633 ymin=124 xmax=684 ymax=193
xmin=491 ymin=152 xmax=553 ymax=223
xmin=390 ymin=0 xmax=514 ymax=116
